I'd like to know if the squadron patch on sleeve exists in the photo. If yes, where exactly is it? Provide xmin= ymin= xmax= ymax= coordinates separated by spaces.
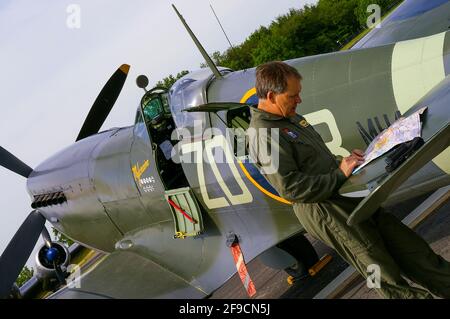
xmin=282 ymin=128 xmax=299 ymax=139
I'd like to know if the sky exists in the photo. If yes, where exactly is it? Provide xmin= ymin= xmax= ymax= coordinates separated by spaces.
xmin=0 ymin=0 xmax=318 ymax=268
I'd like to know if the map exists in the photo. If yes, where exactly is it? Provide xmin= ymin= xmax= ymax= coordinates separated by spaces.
xmin=353 ymin=107 xmax=427 ymax=174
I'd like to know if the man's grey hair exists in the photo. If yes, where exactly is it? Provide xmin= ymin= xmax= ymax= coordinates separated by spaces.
xmin=255 ymin=61 xmax=302 ymax=99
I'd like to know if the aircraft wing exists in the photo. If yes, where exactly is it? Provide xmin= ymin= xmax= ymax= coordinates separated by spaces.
xmin=352 ymin=0 xmax=450 ymax=49
xmin=183 ymin=102 xmax=248 ymax=112
xmin=48 ymin=249 xmax=208 ymax=299
xmin=339 ymin=75 xmax=450 ymax=226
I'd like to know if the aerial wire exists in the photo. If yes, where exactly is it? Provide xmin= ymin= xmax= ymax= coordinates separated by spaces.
xmin=209 ymin=3 xmax=234 ymax=49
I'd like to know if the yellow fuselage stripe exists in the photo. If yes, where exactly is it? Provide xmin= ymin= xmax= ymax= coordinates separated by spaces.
xmin=239 ymin=88 xmax=292 ymax=205
xmin=238 ymin=161 xmax=291 ymax=205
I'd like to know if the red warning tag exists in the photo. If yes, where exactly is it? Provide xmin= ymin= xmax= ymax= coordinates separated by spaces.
xmin=230 ymin=243 xmax=256 ymax=297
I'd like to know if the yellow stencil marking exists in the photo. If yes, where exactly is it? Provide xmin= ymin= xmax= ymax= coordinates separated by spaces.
xmin=132 ymin=160 xmax=150 ymax=182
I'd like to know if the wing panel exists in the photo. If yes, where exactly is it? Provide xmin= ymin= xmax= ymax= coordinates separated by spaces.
xmin=339 ymin=75 xmax=450 ymax=225
xmin=50 ymin=250 xmax=207 ymax=299
xmin=340 ymin=74 xmax=450 ymax=196
xmin=352 ymin=0 xmax=450 ymax=49
xmin=346 ymin=122 xmax=449 ymax=226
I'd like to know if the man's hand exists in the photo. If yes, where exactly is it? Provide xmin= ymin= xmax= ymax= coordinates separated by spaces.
xmin=339 ymin=153 xmax=364 ymax=177
xmin=351 ymin=149 xmax=365 ymax=161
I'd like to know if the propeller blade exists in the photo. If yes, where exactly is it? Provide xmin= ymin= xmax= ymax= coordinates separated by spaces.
xmin=76 ymin=64 xmax=130 ymax=142
xmin=0 ymin=146 xmax=32 ymax=178
xmin=0 ymin=211 xmax=45 ymax=298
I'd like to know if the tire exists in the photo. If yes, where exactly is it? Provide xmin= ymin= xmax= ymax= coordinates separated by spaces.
xmin=284 ymin=262 xmax=308 ymax=280
xmin=277 ymin=233 xmax=319 ymax=279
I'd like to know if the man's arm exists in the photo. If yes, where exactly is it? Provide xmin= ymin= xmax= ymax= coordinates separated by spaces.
xmin=261 ymin=135 xmax=347 ymax=203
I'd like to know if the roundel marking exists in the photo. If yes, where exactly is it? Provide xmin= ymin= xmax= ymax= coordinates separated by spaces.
xmin=238 ymin=87 xmax=291 ymax=205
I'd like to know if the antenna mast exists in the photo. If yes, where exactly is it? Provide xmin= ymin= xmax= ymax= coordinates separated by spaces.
xmin=172 ymin=4 xmax=222 ymax=79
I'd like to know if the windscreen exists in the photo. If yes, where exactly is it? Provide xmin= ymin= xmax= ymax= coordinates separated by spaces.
xmin=142 ymin=95 xmax=164 ymax=122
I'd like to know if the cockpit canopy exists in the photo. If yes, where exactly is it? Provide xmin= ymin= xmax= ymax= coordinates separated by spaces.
xmin=141 ymin=88 xmax=169 ymax=124
xmin=135 ymin=87 xmax=169 ymax=125
xmin=168 ymin=67 xmax=231 ymax=132
xmin=135 ymin=67 xmax=231 ymax=134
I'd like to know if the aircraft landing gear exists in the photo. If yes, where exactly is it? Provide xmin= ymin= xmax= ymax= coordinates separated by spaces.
xmin=276 ymin=233 xmax=319 ymax=283
xmin=257 ymin=233 xmax=320 ymax=284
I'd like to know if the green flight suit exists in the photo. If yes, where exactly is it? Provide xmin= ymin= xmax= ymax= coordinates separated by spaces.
xmin=248 ymin=107 xmax=450 ymax=299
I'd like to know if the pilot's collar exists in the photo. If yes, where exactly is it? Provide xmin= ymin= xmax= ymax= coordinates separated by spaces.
xmin=250 ymin=107 xmax=293 ymax=121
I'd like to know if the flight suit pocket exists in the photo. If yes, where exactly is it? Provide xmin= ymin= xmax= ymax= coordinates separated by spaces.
xmin=317 ymin=201 xmax=380 ymax=255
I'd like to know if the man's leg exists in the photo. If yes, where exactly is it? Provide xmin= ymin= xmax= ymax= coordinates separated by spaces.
xmin=294 ymin=201 xmax=432 ymax=299
xmin=374 ymin=209 xmax=450 ymax=298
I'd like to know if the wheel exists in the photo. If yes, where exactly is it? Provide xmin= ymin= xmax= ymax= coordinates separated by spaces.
xmin=277 ymin=233 xmax=319 ymax=280
xmin=284 ymin=262 xmax=308 ymax=281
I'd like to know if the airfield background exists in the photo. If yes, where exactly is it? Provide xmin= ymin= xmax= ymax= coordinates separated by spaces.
xmin=156 ymin=0 xmax=401 ymax=88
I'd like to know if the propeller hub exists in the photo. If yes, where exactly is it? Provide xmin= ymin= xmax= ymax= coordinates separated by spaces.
xmin=45 ymin=247 xmax=59 ymax=262
xmin=37 ymin=242 xmax=69 ymax=270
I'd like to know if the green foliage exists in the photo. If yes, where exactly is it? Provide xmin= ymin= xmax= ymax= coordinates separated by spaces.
xmin=52 ymin=227 xmax=74 ymax=247
xmin=155 ymin=70 xmax=190 ymax=89
xmin=204 ymin=0 xmax=400 ymax=70
xmin=354 ymin=0 xmax=392 ymax=27
xmin=15 ymin=265 xmax=34 ymax=287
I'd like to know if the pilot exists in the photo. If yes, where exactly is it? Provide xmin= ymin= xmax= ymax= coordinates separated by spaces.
xmin=248 ymin=61 xmax=450 ymax=299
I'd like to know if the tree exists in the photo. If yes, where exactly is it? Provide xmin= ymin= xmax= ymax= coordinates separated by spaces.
xmin=155 ymin=70 xmax=189 ymax=89
xmin=15 ymin=265 xmax=34 ymax=287
xmin=198 ymin=0 xmax=400 ymax=70
xmin=52 ymin=228 xmax=74 ymax=247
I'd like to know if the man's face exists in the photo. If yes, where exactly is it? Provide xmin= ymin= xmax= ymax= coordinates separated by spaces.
xmin=273 ymin=76 xmax=302 ymax=117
